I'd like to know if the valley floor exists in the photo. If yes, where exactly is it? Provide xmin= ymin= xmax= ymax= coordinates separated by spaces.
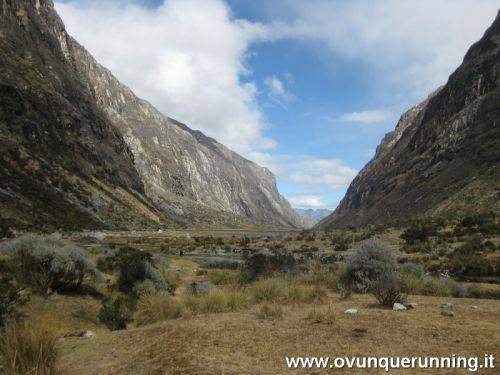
xmin=58 ymin=293 xmax=499 ymax=374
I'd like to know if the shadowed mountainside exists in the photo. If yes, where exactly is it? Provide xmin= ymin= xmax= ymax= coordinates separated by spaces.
xmin=318 ymin=11 xmax=500 ymax=229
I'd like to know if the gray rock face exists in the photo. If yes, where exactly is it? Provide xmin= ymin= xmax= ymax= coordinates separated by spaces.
xmin=318 ymin=12 xmax=500 ymax=229
xmin=294 ymin=208 xmax=332 ymax=228
xmin=0 ymin=0 xmax=300 ymax=229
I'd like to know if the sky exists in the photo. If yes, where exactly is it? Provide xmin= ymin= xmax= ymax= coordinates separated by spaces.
xmin=55 ymin=0 xmax=499 ymax=209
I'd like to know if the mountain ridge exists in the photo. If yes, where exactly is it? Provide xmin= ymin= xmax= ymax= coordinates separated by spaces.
xmin=317 ymin=11 xmax=500 ymax=229
xmin=0 ymin=0 xmax=300 ymax=230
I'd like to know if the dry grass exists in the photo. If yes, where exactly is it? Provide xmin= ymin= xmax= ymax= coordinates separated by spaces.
xmin=134 ymin=293 xmax=184 ymax=326
xmin=257 ymin=304 xmax=283 ymax=320
xmin=57 ymin=294 xmax=500 ymax=374
xmin=0 ymin=319 xmax=60 ymax=375
xmin=180 ymin=288 xmax=249 ymax=314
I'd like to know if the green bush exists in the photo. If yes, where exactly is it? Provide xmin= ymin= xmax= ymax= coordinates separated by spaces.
xmin=400 ymin=224 xmax=435 ymax=245
xmin=341 ymin=241 xmax=397 ymax=292
xmin=243 ymin=248 xmax=295 ymax=280
xmin=98 ymin=298 xmax=132 ymax=331
xmin=0 ymin=235 xmax=102 ymax=295
xmin=115 ymin=247 xmax=168 ymax=296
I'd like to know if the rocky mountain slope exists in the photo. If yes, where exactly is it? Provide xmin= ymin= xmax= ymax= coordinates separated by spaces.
xmin=294 ymin=208 xmax=332 ymax=228
xmin=318 ymin=11 xmax=500 ymax=229
xmin=0 ymin=0 xmax=300 ymax=231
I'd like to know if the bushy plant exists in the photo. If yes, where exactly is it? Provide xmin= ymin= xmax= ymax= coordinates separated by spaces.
xmin=420 ymin=277 xmax=452 ymax=297
xmin=448 ymin=245 xmax=493 ymax=280
xmin=98 ymin=298 xmax=131 ymax=331
xmin=186 ymin=281 xmax=214 ymax=295
xmin=243 ymin=248 xmax=295 ymax=280
xmin=400 ymin=224 xmax=435 ymax=245
xmin=341 ymin=242 xmax=404 ymax=306
xmin=0 ymin=319 xmax=59 ymax=375
xmin=399 ymin=262 xmax=425 ymax=278
xmin=341 ymin=241 xmax=397 ymax=292
xmin=115 ymin=247 xmax=169 ymax=296
xmin=0 ymin=234 xmax=102 ymax=295
xmin=207 ymin=269 xmax=237 ymax=285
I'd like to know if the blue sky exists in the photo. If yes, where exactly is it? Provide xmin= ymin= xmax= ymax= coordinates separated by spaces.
xmin=56 ymin=0 xmax=499 ymax=209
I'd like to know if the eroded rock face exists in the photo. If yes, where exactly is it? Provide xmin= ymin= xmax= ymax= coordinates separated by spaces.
xmin=318 ymin=11 xmax=500 ymax=229
xmin=0 ymin=0 xmax=300 ymax=229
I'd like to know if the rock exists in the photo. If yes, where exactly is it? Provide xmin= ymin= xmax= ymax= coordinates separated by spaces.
xmin=82 ymin=330 xmax=95 ymax=338
xmin=441 ymin=309 xmax=454 ymax=317
xmin=471 ymin=305 xmax=478 ymax=310
xmin=441 ymin=303 xmax=453 ymax=309
xmin=344 ymin=308 xmax=358 ymax=316
xmin=393 ymin=303 xmax=406 ymax=311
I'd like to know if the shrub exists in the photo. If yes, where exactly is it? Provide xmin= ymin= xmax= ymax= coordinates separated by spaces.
xmin=199 ymin=259 xmax=241 ymax=270
xmin=257 ymin=304 xmax=283 ymax=320
xmin=0 ymin=319 xmax=59 ymax=375
xmin=400 ymin=224 xmax=434 ymax=245
xmin=341 ymin=241 xmax=397 ymax=292
xmin=0 ymin=234 xmax=102 ymax=295
xmin=448 ymin=246 xmax=493 ymax=280
xmin=243 ymin=248 xmax=295 ymax=280
xmin=98 ymin=298 xmax=132 ymax=331
xmin=371 ymin=273 xmax=404 ymax=307
xmin=399 ymin=262 xmax=425 ymax=278
xmin=135 ymin=293 xmax=183 ymax=326
xmin=159 ymin=269 xmax=181 ymax=295
xmin=115 ymin=247 xmax=169 ymax=296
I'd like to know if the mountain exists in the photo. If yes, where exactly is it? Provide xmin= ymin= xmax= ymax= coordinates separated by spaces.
xmin=0 ymin=0 xmax=300 ymax=231
xmin=294 ymin=208 xmax=332 ymax=228
xmin=318 ymin=11 xmax=500 ymax=229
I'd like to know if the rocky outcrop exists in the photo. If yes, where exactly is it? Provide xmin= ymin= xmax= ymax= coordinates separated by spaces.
xmin=0 ymin=0 xmax=300 ymax=230
xmin=294 ymin=208 xmax=332 ymax=228
xmin=318 ymin=11 xmax=500 ymax=229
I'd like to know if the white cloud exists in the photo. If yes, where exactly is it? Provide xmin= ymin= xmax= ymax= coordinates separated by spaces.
xmin=265 ymin=0 xmax=499 ymax=100
xmin=289 ymin=195 xmax=324 ymax=208
xmin=338 ymin=109 xmax=393 ymax=124
xmin=55 ymin=0 xmax=276 ymax=154
xmin=247 ymin=152 xmax=357 ymax=188
xmin=263 ymin=75 xmax=295 ymax=107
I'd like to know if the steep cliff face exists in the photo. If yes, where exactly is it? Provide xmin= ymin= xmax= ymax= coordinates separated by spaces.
xmin=0 ymin=0 xmax=165 ymax=230
xmin=0 ymin=0 xmax=300 ymax=230
xmin=68 ymin=40 xmax=300 ymax=227
xmin=318 ymin=12 xmax=500 ymax=229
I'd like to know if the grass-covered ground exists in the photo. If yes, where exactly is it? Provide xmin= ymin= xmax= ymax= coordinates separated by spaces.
xmin=1 ymin=216 xmax=499 ymax=374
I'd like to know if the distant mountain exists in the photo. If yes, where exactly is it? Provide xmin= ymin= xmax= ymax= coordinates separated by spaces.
xmin=318 ymin=11 xmax=500 ymax=229
xmin=294 ymin=208 xmax=332 ymax=228
xmin=0 ymin=0 xmax=301 ymax=231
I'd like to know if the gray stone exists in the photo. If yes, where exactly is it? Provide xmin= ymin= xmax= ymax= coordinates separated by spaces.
xmin=393 ymin=303 xmax=406 ymax=311
xmin=441 ymin=309 xmax=454 ymax=317
xmin=344 ymin=308 xmax=358 ymax=316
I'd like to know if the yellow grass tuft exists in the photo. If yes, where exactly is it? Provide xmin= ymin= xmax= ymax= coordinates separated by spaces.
xmin=0 ymin=319 xmax=60 ymax=375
